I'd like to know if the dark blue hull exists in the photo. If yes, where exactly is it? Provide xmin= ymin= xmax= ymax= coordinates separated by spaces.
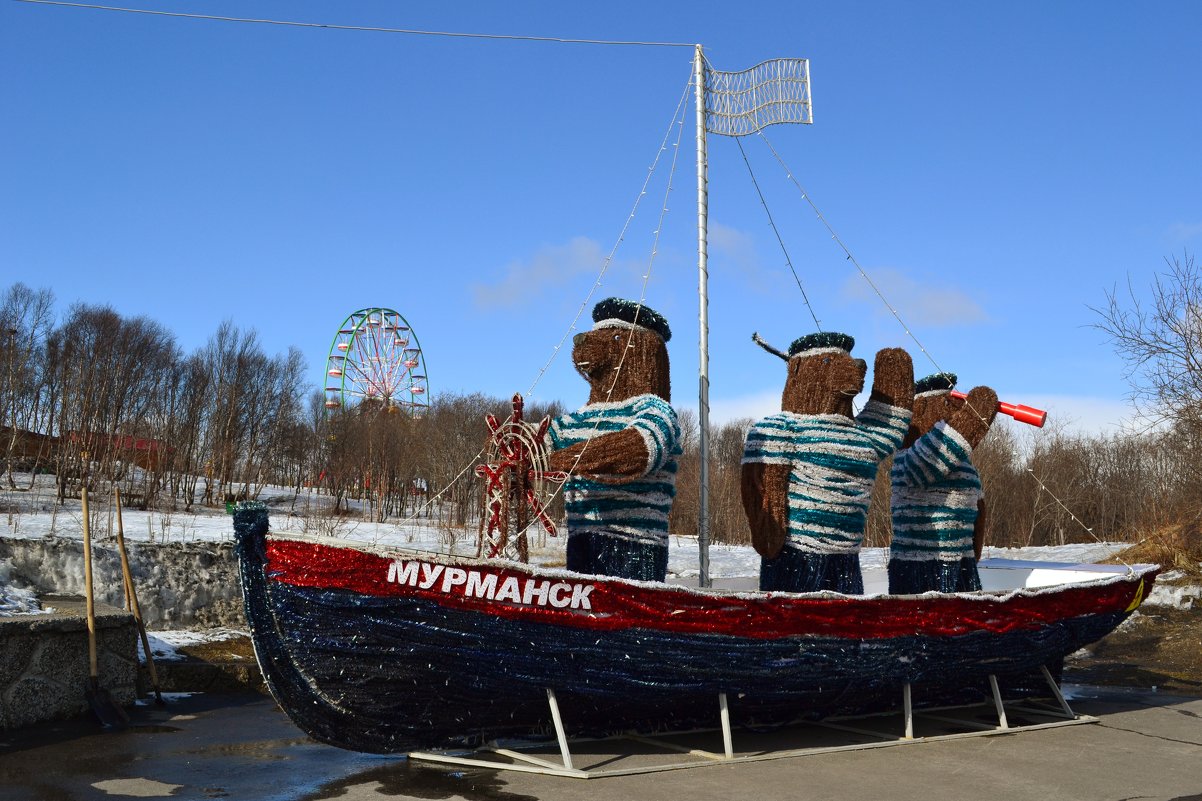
xmin=234 ymin=506 xmax=1153 ymax=754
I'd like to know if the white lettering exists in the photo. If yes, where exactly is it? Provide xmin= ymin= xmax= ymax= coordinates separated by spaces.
xmin=570 ymin=584 xmax=595 ymax=610
xmin=522 ymin=579 xmax=551 ymax=605
xmin=465 ymin=571 xmax=498 ymax=600
xmin=548 ymin=582 xmax=573 ymax=608
xmin=392 ymin=560 xmax=595 ymax=611
xmin=387 ymin=560 xmax=419 ymax=586
xmin=494 ymin=576 xmax=521 ymax=603
xmin=441 ymin=567 xmax=468 ymax=593
xmin=418 ymin=563 xmax=444 ymax=589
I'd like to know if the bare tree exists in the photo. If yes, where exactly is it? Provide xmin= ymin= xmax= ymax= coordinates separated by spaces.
xmin=669 ymin=413 xmax=753 ymax=545
xmin=1 ymin=283 xmax=56 ymax=488
xmin=1093 ymin=253 xmax=1202 ymax=428
xmin=47 ymin=304 xmax=177 ymax=502
xmin=1092 ymin=251 xmax=1202 ymax=536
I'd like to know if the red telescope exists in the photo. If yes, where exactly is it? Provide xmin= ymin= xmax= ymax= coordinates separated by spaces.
xmin=949 ymin=391 xmax=1047 ymax=428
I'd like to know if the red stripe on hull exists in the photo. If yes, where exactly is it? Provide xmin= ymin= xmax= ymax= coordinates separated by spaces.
xmin=265 ymin=538 xmax=1150 ymax=641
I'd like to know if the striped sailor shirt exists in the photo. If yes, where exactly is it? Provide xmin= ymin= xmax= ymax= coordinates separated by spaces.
xmin=889 ymin=421 xmax=983 ymax=562
xmin=742 ymin=400 xmax=911 ymax=556
xmin=547 ymin=394 xmax=682 ymax=548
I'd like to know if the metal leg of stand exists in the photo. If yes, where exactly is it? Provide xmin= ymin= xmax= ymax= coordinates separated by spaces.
xmin=546 ymin=688 xmax=574 ymax=771
xmin=1041 ymin=664 xmax=1077 ymax=719
xmin=988 ymin=674 xmax=1010 ymax=730
xmin=903 ymin=683 xmax=914 ymax=740
xmin=719 ymin=692 xmax=734 ymax=759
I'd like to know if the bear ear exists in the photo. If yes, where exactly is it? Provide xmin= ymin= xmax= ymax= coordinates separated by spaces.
xmin=786 ymin=354 xmax=809 ymax=384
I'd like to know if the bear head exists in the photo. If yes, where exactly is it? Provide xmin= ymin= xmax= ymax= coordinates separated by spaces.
xmin=779 ymin=332 xmax=866 ymax=418
xmin=903 ymin=373 xmax=997 ymax=449
xmin=573 ymin=299 xmax=671 ymax=404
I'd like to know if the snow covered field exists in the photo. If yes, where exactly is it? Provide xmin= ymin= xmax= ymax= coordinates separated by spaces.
xmin=1 ymin=472 xmax=1196 ymax=617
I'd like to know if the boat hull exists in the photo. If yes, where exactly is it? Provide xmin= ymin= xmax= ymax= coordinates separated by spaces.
xmin=234 ymin=507 xmax=1155 ymax=754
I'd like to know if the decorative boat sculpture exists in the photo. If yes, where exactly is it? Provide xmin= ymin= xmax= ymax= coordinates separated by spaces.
xmin=233 ymin=504 xmax=1156 ymax=754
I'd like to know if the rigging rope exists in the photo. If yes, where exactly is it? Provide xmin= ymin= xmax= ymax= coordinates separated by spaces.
xmin=523 ymin=68 xmax=693 ymax=530
xmin=12 ymin=1 xmax=696 ymax=48
xmin=382 ymin=68 xmax=693 ymax=550
xmin=733 ymin=136 xmax=822 ymax=331
xmin=756 ymin=130 xmax=949 ymax=381
xmin=524 ymin=69 xmax=694 ymax=399
xmin=749 ymin=131 xmax=1119 ymax=561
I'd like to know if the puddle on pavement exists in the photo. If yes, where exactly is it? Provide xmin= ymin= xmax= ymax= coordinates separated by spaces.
xmin=125 ymin=725 xmax=182 ymax=734
xmin=302 ymin=761 xmax=539 ymax=801
xmin=192 ymin=735 xmax=311 ymax=761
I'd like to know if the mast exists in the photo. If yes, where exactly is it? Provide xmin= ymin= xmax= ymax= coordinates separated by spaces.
xmin=690 ymin=52 xmax=812 ymax=589
xmin=694 ymin=44 xmax=712 ymax=588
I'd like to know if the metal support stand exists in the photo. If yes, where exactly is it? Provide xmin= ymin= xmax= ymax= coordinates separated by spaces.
xmin=546 ymin=688 xmax=574 ymax=771
xmin=719 ymin=692 xmax=734 ymax=759
xmin=407 ymin=671 xmax=1098 ymax=779
xmin=1041 ymin=664 xmax=1077 ymax=719
xmin=988 ymin=675 xmax=1010 ymax=730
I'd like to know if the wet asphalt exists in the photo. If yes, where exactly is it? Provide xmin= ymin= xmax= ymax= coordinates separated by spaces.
xmin=0 ymin=687 xmax=1200 ymax=801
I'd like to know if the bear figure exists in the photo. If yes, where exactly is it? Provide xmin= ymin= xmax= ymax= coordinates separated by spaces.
xmin=741 ymin=332 xmax=914 ymax=594
xmin=545 ymin=298 xmax=681 ymax=582
xmin=888 ymin=373 xmax=999 ymax=594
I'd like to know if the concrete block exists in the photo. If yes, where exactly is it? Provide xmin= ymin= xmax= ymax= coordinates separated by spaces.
xmin=0 ymin=596 xmax=137 ymax=729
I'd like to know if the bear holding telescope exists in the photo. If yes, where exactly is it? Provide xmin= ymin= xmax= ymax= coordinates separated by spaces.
xmin=888 ymin=372 xmax=1000 ymax=594
xmin=741 ymin=332 xmax=914 ymax=595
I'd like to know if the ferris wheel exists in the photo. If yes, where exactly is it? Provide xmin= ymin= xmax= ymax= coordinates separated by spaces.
xmin=323 ymin=308 xmax=430 ymax=415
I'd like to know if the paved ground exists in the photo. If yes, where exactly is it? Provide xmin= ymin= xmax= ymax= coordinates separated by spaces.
xmin=0 ymin=687 xmax=1199 ymax=801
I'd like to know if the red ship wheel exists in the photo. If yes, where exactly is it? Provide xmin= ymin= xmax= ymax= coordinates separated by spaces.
xmin=475 ymin=394 xmax=566 ymax=562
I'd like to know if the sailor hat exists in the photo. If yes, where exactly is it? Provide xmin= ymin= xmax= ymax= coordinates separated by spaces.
xmin=786 ymin=331 xmax=855 ymax=359
xmin=591 ymin=298 xmax=672 ymax=343
xmin=914 ymin=372 xmax=958 ymax=398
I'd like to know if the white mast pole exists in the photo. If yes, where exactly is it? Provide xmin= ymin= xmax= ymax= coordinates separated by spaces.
xmin=694 ymin=44 xmax=712 ymax=588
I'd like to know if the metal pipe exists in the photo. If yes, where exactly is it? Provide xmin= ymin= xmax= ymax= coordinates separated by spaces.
xmin=694 ymin=44 xmax=711 ymax=588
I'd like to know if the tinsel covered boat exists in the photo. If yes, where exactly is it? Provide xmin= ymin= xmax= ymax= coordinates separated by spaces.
xmin=233 ymin=505 xmax=1156 ymax=754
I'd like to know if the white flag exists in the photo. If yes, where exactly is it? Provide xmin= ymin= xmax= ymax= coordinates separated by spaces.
xmin=705 ymin=58 xmax=812 ymax=137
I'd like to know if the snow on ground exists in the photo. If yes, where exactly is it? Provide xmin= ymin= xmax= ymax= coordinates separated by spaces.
xmin=0 ymin=557 xmax=42 ymax=614
xmin=134 ymin=693 xmax=196 ymax=707
xmin=1 ymin=471 xmax=1197 ymax=615
xmin=143 ymin=628 xmax=249 ymax=662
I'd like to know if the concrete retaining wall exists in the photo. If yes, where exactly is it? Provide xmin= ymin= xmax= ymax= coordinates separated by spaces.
xmin=0 ymin=597 xmax=137 ymax=729
xmin=0 ymin=536 xmax=245 ymax=628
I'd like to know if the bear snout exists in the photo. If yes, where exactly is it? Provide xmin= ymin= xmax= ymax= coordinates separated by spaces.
xmin=571 ymin=330 xmax=614 ymax=379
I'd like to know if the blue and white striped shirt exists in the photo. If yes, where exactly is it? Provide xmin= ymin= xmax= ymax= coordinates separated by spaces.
xmin=742 ymin=401 xmax=911 ymax=555
xmin=548 ymin=394 xmax=682 ymax=548
xmin=890 ymin=421 xmax=982 ymax=562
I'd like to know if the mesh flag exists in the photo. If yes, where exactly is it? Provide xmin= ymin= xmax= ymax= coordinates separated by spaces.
xmin=705 ymin=58 xmax=813 ymax=137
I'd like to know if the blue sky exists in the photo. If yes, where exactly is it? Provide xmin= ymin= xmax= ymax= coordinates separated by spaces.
xmin=3 ymin=1 xmax=1200 ymax=434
